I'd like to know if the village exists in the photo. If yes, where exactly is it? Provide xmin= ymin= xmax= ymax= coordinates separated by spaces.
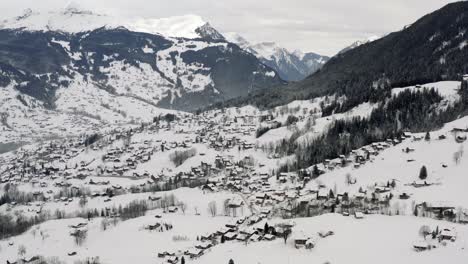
xmin=1 ymin=96 xmax=468 ymax=264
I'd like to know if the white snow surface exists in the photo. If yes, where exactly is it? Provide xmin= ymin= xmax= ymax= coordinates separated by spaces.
xmin=0 ymin=6 xmax=207 ymax=39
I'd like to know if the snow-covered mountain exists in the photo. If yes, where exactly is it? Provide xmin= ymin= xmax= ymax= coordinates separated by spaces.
xmin=224 ymin=32 xmax=329 ymax=81
xmin=337 ymin=35 xmax=380 ymax=55
xmin=0 ymin=6 xmax=283 ymax=120
xmin=0 ymin=4 xmax=223 ymax=40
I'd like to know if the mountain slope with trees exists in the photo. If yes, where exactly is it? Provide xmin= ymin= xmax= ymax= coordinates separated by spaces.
xmin=222 ymin=1 xmax=468 ymax=110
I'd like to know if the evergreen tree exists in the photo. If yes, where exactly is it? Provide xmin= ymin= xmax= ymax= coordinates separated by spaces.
xmin=419 ymin=166 xmax=428 ymax=180
xmin=425 ymin=131 xmax=431 ymax=141
xmin=229 ymin=259 xmax=234 ymax=264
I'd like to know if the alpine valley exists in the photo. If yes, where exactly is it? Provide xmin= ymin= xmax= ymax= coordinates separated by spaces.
xmin=1 ymin=2 xmax=468 ymax=264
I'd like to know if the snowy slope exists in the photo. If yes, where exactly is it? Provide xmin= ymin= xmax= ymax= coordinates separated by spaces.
xmin=306 ymin=114 xmax=468 ymax=210
xmin=199 ymin=214 xmax=468 ymax=264
xmin=0 ymin=8 xmax=283 ymax=127
xmin=0 ymin=5 xmax=214 ymax=40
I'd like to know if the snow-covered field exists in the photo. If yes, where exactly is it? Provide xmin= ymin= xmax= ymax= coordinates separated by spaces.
xmin=1 ymin=80 xmax=468 ymax=264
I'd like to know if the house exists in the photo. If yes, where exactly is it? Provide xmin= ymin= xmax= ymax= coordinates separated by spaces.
xmin=228 ymin=197 xmax=244 ymax=208
xmin=195 ymin=241 xmax=212 ymax=250
xmin=293 ymin=232 xmax=313 ymax=249
xmin=224 ymin=231 xmax=237 ymax=241
xmin=305 ymin=237 xmax=317 ymax=249
xmin=440 ymin=228 xmax=456 ymax=241
xmin=399 ymin=193 xmax=410 ymax=200
xmin=318 ymin=230 xmax=334 ymax=238
xmin=185 ymin=248 xmax=204 ymax=259
xmin=236 ymin=233 xmax=249 ymax=242
xmin=354 ymin=212 xmax=364 ymax=219
xmin=248 ymin=215 xmax=262 ymax=225
xmin=200 ymin=233 xmax=215 ymax=241
xmin=249 ymin=233 xmax=262 ymax=242
xmin=167 ymin=256 xmax=179 ymax=264
xmin=413 ymin=241 xmax=430 ymax=251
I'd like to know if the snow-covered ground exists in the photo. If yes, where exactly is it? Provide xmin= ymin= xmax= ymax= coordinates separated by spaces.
xmin=1 ymin=79 xmax=468 ymax=264
xmin=199 ymin=214 xmax=468 ymax=264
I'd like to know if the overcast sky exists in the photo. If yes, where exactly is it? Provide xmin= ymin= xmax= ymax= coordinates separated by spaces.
xmin=0 ymin=0 xmax=460 ymax=56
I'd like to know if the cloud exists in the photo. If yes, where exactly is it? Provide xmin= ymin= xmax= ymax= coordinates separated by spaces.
xmin=0 ymin=0 xmax=458 ymax=56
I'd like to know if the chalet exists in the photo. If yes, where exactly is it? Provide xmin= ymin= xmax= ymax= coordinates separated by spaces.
xmin=195 ymin=241 xmax=212 ymax=250
xmin=249 ymin=233 xmax=262 ymax=242
xmin=237 ymin=217 xmax=247 ymax=225
xmin=200 ymin=233 xmax=215 ymax=241
xmin=426 ymin=201 xmax=455 ymax=215
xmin=225 ymin=222 xmax=238 ymax=229
xmin=354 ymin=212 xmax=364 ymax=219
xmin=305 ymin=237 xmax=317 ymax=249
xmin=168 ymin=207 xmax=178 ymax=213
xmin=69 ymin=222 xmax=88 ymax=229
xmin=412 ymin=180 xmax=431 ymax=188
xmin=318 ymin=230 xmax=334 ymax=238
xmin=413 ymin=241 xmax=430 ymax=251
xmin=228 ymin=198 xmax=244 ymax=208
xmin=260 ymin=208 xmax=271 ymax=216
xmin=217 ymin=227 xmax=232 ymax=235
xmin=202 ymin=184 xmax=217 ymax=192
xmin=375 ymin=186 xmax=390 ymax=193
xmin=317 ymin=188 xmax=328 ymax=200
xmin=236 ymin=233 xmax=249 ymax=242
xmin=263 ymin=234 xmax=275 ymax=241
xmin=167 ymin=256 xmax=179 ymax=264
xmin=440 ymin=228 xmax=456 ymax=241
xmin=239 ymin=227 xmax=257 ymax=237
xmin=224 ymin=231 xmax=237 ymax=241
xmin=185 ymin=248 xmax=204 ymax=259
xmin=146 ymin=223 xmax=161 ymax=230
xmin=293 ymin=231 xmax=316 ymax=249
xmin=399 ymin=193 xmax=410 ymax=200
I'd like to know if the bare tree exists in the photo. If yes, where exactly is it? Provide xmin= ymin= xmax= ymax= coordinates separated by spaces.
xmin=283 ymin=228 xmax=291 ymax=244
xmin=18 ymin=244 xmax=26 ymax=257
xmin=73 ymin=230 xmax=88 ymax=246
xmin=79 ymin=196 xmax=88 ymax=208
xmin=223 ymin=199 xmax=231 ymax=216
xmin=453 ymin=145 xmax=464 ymax=165
xmin=208 ymin=201 xmax=217 ymax=217
xmin=419 ymin=225 xmax=431 ymax=240
xmin=101 ymin=218 xmax=109 ymax=231
xmin=345 ymin=173 xmax=354 ymax=185
xmin=179 ymin=202 xmax=187 ymax=214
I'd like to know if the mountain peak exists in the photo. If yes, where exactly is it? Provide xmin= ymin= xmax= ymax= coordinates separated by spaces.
xmin=62 ymin=1 xmax=93 ymax=15
xmin=194 ymin=22 xmax=225 ymax=41
xmin=131 ymin=14 xmax=207 ymax=38
xmin=0 ymin=9 xmax=218 ymax=40
xmin=337 ymin=35 xmax=381 ymax=55
xmin=225 ymin=32 xmax=329 ymax=81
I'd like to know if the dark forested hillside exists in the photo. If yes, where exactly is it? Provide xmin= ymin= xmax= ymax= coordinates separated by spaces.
xmin=0 ymin=28 xmax=284 ymax=111
xmin=273 ymin=82 xmax=468 ymax=172
xmin=220 ymin=1 xmax=468 ymax=111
